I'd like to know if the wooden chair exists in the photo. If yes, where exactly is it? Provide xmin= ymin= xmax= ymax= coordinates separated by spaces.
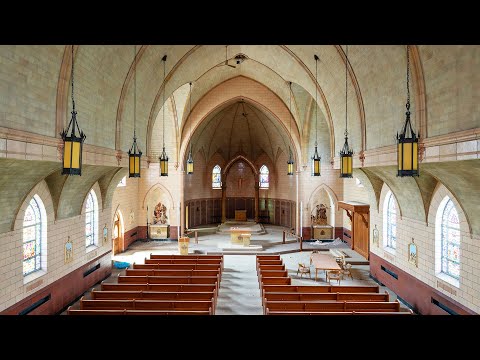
xmin=326 ymin=270 xmax=342 ymax=284
xmin=340 ymin=260 xmax=353 ymax=280
xmin=297 ymin=263 xmax=311 ymax=278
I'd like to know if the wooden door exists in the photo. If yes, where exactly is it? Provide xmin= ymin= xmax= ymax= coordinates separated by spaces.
xmin=353 ymin=211 xmax=370 ymax=260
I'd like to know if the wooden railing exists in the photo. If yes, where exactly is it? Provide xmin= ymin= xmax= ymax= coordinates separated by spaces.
xmin=282 ymin=229 xmax=304 ymax=251
xmin=184 ymin=230 xmax=199 ymax=244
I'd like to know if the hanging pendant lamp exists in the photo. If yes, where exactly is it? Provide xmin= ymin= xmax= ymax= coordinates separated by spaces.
xmin=128 ymin=44 xmax=142 ymax=178
xmin=339 ymin=45 xmax=353 ymax=178
xmin=311 ymin=55 xmax=321 ymax=176
xmin=186 ymin=82 xmax=194 ymax=175
xmin=159 ymin=55 xmax=169 ymax=176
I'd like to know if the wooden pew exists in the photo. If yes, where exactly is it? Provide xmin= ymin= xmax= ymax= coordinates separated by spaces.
xmin=265 ymin=309 xmax=413 ymax=315
xmin=256 ymin=259 xmax=283 ymax=266
xmin=149 ymin=254 xmax=224 ymax=269
xmin=259 ymin=277 xmax=292 ymax=286
xmin=255 ymin=265 xmax=285 ymax=272
xmin=125 ymin=269 xmax=219 ymax=278
xmin=100 ymin=283 xmax=218 ymax=307
xmin=263 ymin=291 xmax=389 ymax=303
xmin=67 ymin=307 xmax=124 ymax=315
xmin=133 ymin=263 xmax=221 ymax=272
xmin=92 ymin=290 xmax=215 ymax=301
xmin=80 ymin=297 xmax=215 ymax=312
xmin=100 ymin=282 xmax=216 ymax=293
xmin=68 ymin=307 xmax=212 ymax=315
xmin=91 ymin=290 xmax=217 ymax=313
xmin=256 ymin=255 xmax=281 ymax=260
xmin=257 ymin=270 xmax=288 ymax=278
xmin=264 ymin=300 xmax=401 ymax=314
xmin=144 ymin=258 xmax=222 ymax=265
xmin=262 ymin=285 xmax=380 ymax=294
xmin=150 ymin=254 xmax=223 ymax=260
xmin=117 ymin=275 xmax=219 ymax=286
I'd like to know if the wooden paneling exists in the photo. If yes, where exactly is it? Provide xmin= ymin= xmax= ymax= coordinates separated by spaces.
xmin=185 ymin=197 xmax=295 ymax=228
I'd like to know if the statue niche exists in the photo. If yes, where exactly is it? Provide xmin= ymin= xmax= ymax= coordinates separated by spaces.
xmin=153 ymin=203 xmax=168 ymax=225
xmin=311 ymin=204 xmax=328 ymax=225
xmin=150 ymin=202 xmax=169 ymax=239
xmin=311 ymin=203 xmax=333 ymax=240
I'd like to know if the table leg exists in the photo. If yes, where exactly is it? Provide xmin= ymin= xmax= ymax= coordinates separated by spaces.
xmin=315 ymin=269 xmax=318 ymax=282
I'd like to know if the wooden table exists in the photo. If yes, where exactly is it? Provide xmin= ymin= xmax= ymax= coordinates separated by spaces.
xmin=310 ymin=252 xmax=342 ymax=282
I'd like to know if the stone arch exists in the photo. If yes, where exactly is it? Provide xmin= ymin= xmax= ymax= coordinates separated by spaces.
xmin=172 ymin=76 xmax=302 ymax=170
xmin=307 ymin=183 xmax=340 ymax=228
xmin=142 ymin=183 xmax=175 ymax=211
xmin=223 ymin=155 xmax=259 ymax=178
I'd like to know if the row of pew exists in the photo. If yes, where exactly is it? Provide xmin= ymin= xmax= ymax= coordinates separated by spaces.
xmin=256 ymin=254 xmax=413 ymax=315
xmin=68 ymin=254 xmax=223 ymax=315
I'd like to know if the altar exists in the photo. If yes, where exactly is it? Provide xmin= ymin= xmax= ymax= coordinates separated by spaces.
xmin=229 ymin=227 xmax=251 ymax=244
xmin=235 ymin=210 xmax=247 ymax=221
xmin=149 ymin=224 xmax=169 ymax=239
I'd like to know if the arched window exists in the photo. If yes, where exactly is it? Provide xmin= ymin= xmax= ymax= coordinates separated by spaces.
xmin=85 ymin=190 xmax=99 ymax=248
xmin=23 ymin=197 xmax=42 ymax=276
xmin=259 ymin=165 xmax=269 ymax=189
xmin=439 ymin=198 xmax=460 ymax=279
xmin=23 ymin=195 xmax=46 ymax=276
xmin=212 ymin=165 xmax=221 ymax=189
xmin=383 ymin=191 xmax=397 ymax=250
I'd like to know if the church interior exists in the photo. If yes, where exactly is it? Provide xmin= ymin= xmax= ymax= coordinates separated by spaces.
xmin=0 ymin=44 xmax=478 ymax=316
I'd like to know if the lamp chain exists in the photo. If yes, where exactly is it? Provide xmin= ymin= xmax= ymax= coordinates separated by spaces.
xmin=163 ymin=58 xmax=166 ymax=148
xmin=71 ymin=45 xmax=75 ymax=112
xmin=315 ymin=56 xmax=318 ymax=146
xmin=406 ymin=45 xmax=410 ymax=111
xmin=134 ymin=44 xmax=136 ymax=140
xmin=190 ymin=82 xmax=192 ymax=152
xmin=345 ymin=44 xmax=348 ymax=138
xmin=289 ymin=81 xmax=292 ymax=142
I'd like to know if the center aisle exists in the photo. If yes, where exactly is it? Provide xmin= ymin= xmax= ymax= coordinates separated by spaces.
xmin=215 ymin=255 xmax=263 ymax=315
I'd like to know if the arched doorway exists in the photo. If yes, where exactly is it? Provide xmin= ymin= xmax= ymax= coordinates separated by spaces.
xmin=112 ymin=210 xmax=124 ymax=255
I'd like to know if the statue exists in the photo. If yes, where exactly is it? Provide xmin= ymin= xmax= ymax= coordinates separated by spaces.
xmin=153 ymin=202 xmax=168 ymax=225
xmin=311 ymin=203 xmax=328 ymax=225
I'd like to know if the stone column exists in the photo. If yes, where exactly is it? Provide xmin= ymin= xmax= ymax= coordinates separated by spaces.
xmin=180 ymin=170 xmax=185 ymax=237
xmin=254 ymin=182 xmax=260 ymax=223
xmin=221 ymin=183 xmax=227 ymax=223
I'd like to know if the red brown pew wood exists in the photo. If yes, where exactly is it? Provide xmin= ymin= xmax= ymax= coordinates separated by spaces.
xmin=149 ymin=254 xmax=223 ymax=259
xmin=133 ymin=263 xmax=221 ymax=272
xmin=80 ymin=297 xmax=215 ymax=313
xmin=261 ymin=291 xmax=390 ymax=309
xmin=100 ymin=282 xmax=216 ymax=293
xmin=256 ymin=255 xmax=281 ymax=260
xmin=263 ymin=291 xmax=389 ymax=303
xmin=92 ymin=290 xmax=215 ymax=301
xmin=125 ymin=269 xmax=220 ymax=278
xmin=149 ymin=254 xmax=224 ymax=270
xmin=68 ymin=308 xmax=212 ymax=315
xmin=265 ymin=309 xmax=413 ymax=315
xmin=264 ymin=300 xmax=401 ymax=314
xmin=257 ymin=270 xmax=289 ymax=278
xmin=262 ymin=285 xmax=380 ymax=294
xmin=256 ymin=265 xmax=286 ymax=273
xmin=256 ymin=260 xmax=283 ymax=266
xmin=259 ymin=277 xmax=292 ymax=286
xmin=91 ymin=290 xmax=217 ymax=313
xmin=117 ymin=275 xmax=219 ymax=289
xmin=144 ymin=259 xmax=222 ymax=265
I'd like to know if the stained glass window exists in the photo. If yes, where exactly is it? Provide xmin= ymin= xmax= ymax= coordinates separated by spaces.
xmin=85 ymin=190 xmax=98 ymax=248
xmin=441 ymin=199 xmax=460 ymax=279
xmin=386 ymin=191 xmax=397 ymax=249
xmin=23 ymin=197 xmax=42 ymax=276
xmin=260 ymin=165 xmax=269 ymax=189
xmin=212 ymin=165 xmax=221 ymax=189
